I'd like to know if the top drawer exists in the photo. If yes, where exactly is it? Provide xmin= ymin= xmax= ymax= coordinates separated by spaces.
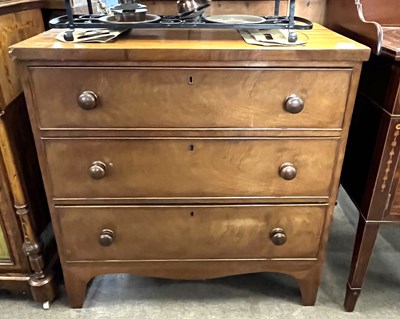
xmin=29 ymin=67 xmax=351 ymax=129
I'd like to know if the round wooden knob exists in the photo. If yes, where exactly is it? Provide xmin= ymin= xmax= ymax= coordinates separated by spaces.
xmin=284 ymin=94 xmax=304 ymax=114
xmin=99 ymin=229 xmax=114 ymax=246
xmin=89 ymin=161 xmax=107 ymax=179
xmin=279 ymin=163 xmax=297 ymax=180
xmin=78 ymin=91 xmax=97 ymax=110
xmin=270 ymin=228 xmax=287 ymax=245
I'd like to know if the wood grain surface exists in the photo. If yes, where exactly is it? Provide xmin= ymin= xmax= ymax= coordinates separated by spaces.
xmin=57 ymin=204 xmax=326 ymax=261
xmin=382 ymin=28 xmax=400 ymax=60
xmin=30 ymin=67 xmax=351 ymax=129
xmin=356 ymin=0 xmax=400 ymax=26
xmin=325 ymin=0 xmax=399 ymax=58
xmin=43 ymin=137 xmax=338 ymax=199
xmin=0 ymin=8 xmax=43 ymax=110
xmin=0 ymin=0 xmax=43 ymax=15
xmin=10 ymin=24 xmax=370 ymax=62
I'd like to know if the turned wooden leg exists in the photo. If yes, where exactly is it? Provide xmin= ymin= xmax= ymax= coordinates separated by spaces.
xmin=29 ymin=271 xmax=57 ymax=305
xmin=344 ymin=216 xmax=380 ymax=312
xmin=63 ymin=269 xmax=90 ymax=308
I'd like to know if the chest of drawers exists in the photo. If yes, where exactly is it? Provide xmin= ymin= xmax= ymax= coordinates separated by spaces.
xmin=11 ymin=25 xmax=369 ymax=308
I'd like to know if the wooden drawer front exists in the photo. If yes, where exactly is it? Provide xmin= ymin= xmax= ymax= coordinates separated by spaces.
xmin=44 ymin=138 xmax=338 ymax=199
xmin=30 ymin=67 xmax=351 ymax=129
xmin=57 ymin=205 xmax=326 ymax=261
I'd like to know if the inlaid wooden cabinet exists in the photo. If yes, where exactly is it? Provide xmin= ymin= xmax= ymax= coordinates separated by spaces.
xmin=11 ymin=24 xmax=369 ymax=308
xmin=0 ymin=95 xmax=57 ymax=307
xmin=326 ymin=0 xmax=400 ymax=312
xmin=0 ymin=3 xmax=57 ymax=308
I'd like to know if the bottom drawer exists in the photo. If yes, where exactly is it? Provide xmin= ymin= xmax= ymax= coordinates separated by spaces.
xmin=57 ymin=205 xmax=327 ymax=261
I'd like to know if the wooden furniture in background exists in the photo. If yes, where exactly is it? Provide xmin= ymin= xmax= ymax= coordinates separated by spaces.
xmin=11 ymin=24 xmax=369 ymax=308
xmin=0 ymin=1 xmax=57 ymax=309
xmin=326 ymin=0 xmax=400 ymax=312
xmin=326 ymin=0 xmax=398 ymax=55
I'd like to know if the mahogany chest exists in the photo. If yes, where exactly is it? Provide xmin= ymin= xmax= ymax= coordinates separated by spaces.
xmin=10 ymin=24 xmax=369 ymax=308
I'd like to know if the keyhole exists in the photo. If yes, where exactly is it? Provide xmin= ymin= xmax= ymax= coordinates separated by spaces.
xmin=190 ymin=211 xmax=195 ymax=217
xmin=188 ymin=76 xmax=193 ymax=85
xmin=189 ymin=144 xmax=194 ymax=151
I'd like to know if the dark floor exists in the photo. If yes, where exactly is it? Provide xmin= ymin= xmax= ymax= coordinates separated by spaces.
xmin=1 ymin=188 xmax=399 ymax=318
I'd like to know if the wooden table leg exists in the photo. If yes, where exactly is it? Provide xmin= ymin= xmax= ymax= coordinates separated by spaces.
xmin=344 ymin=216 xmax=380 ymax=312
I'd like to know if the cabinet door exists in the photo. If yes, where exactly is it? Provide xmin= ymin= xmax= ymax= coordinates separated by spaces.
xmin=0 ymin=153 xmax=27 ymax=269
xmin=0 ymin=192 xmax=11 ymax=262
xmin=0 ymin=226 xmax=10 ymax=260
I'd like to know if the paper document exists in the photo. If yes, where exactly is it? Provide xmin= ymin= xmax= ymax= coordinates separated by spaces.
xmin=56 ymin=28 xmax=128 ymax=43
xmin=239 ymin=29 xmax=307 ymax=46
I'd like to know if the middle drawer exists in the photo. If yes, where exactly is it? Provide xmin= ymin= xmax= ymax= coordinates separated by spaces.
xmin=44 ymin=138 xmax=338 ymax=199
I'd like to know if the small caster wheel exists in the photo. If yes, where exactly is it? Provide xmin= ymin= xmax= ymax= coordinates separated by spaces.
xmin=288 ymin=31 xmax=298 ymax=43
xmin=42 ymin=301 xmax=51 ymax=310
xmin=63 ymin=30 xmax=74 ymax=42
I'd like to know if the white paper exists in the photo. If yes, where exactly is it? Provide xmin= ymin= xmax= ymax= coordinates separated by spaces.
xmin=239 ymin=29 xmax=307 ymax=46
xmin=55 ymin=28 xmax=128 ymax=43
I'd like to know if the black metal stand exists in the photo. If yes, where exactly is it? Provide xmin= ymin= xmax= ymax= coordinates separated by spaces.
xmin=274 ymin=0 xmax=280 ymax=16
xmin=288 ymin=0 xmax=297 ymax=42
xmin=53 ymin=0 xmax=312 ymax=42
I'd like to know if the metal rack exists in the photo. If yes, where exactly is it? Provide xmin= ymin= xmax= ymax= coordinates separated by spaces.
xmin=51 ymin=0 xmax=312 ymax=42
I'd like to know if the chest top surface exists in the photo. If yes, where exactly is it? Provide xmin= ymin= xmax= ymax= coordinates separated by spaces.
xmin=9 ymin=24 xmax=370 ymax=63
